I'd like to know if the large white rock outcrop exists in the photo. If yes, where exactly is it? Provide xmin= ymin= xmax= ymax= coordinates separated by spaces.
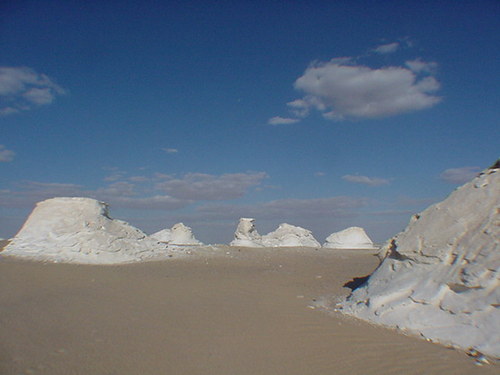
xmin=340 ymin=164 xmax=500 ymax=358
xmin=2 ymin=197 xmax=171 ymax=264
xmin=230 ymin=219 xmax=320 ymax=247
xmin=230 ymin=218 xmax=263 ymax=247
xmin=323 ymin=227 xmax=376 ymax=249
xmin=151 ymin=223 xmax=203 ymax=245
xmin=262 ymin=223 xmax=320 ymax=247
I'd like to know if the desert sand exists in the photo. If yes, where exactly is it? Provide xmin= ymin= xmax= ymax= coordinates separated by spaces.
xmin=0 ymin=245 xmax=498 ymax=375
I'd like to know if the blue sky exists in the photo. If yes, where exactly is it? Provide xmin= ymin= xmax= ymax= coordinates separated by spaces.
xmin=1 ymin=0 xmax=499 ymax=244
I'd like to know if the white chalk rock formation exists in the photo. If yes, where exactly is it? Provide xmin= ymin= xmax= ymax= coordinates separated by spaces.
xmin=151 ymin=223 xmax=202 ymax=245
xmin=341 ymin=164 xmax=500 ymax=358
xmin=323 ymin=227 xmax=376 ymax=249
xmin=150 ymin=228 xmax=172 ymax=243
xmin=262 ymin=223 xmax=321 ymax=247
xmin=230 ymin=218 xmax=263 ymax=247
xmin=2 ymin=197 xmax=170 ymax=264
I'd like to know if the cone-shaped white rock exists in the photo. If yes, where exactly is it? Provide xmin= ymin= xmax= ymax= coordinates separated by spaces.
xmin=230 ymin=218 xmax=263 ymax=247
xmin=341 ymin=164 xmax=500 ymax=358
xmin=170 ymin=223 xmax=203 ymax=245
xmin=262 ymin=223 xmax=320 ymax=247
xmin=151 ymin=223 xmax=202 ymax=245
xmin=2 ymin=197 xmax=170 ymax=264
xmin=323 ymin=227 xmax=376 ymax=249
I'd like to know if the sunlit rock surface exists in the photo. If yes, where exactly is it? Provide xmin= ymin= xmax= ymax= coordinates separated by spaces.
xmin=2 ymin=197 xmax=171 ymax=264
xmin=323 ymin=227 xmax=376 ymax=249
xmin=151 ymin=223 xmax=203 ymax=245
xmin=341 ymin=164 xmax=500 ymax=358
xmin=262 ymin=223 xmax=320 ymax=247
xmin=230 ymin=218 xmax=263 ymax=247
xmin=230 ymin=219 xmax=320 ymax=247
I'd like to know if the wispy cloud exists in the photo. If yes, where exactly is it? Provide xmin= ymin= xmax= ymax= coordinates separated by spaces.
xmin=405 ymin=58 xmax=438 ymax=74
xmin=196 ymin=196 xmax=369 ymax=220
xmin=0 ymin=171 xmax=268 ymax=209
xmin=342 ymin=174 xmax=390 ymax=186
xmin=440 ymin=166 xmax=481 ymax=184
xmin=0 ymin=66 xmax=66 ymax=115
xmin=162 ymin=148 xmax=178 ymax=154
xmin=156 ymin=172 xmax=268 ymax=200
xmin=372 ymin=42 xmax=399 ymax=54
xmin=0 ymin=145 xmax=15 ymax=162
xmin=267 ymin=116 xmax=300 ymax=125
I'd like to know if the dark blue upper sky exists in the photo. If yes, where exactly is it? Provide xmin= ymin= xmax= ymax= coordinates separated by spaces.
xmin=1 ymin=0 xmax=499 ymax=243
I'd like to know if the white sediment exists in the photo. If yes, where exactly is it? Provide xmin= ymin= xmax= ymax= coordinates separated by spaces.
xmin=151 ymin=222 xmax=203 ymax=245
xmin=2 ymin=197 xmax=175 ymax=264
xmin=230 ymin=218 xmax=320 ymax=247
xmin=340 ymin=164 xmax=500 ymax=358
xmin=323 ymin=227 xmax=376 ymax=249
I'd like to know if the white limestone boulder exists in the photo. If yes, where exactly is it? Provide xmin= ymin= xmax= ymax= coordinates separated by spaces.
xmin=340 ymin=163 xmax=500 ymax=358
xmin=323 ymin=227 xmax=376 ymax=249
xmin=230 ymin=218 xmax=263 ymax=247
xmin=151 ymin=223 xmax=202 ymax=245
xmin=262 ymin=223 xmax=320 ymax=247
xmin=2 ymin=197 xmax=170 ymax=264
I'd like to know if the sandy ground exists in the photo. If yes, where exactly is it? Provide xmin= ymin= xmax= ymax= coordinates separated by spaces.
xmin=0 ymin=245 xmax=498 ymax=375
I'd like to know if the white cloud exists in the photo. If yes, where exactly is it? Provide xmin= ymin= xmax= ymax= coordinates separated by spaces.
xmin=373 ymin=42 xmax=400 ymax=54
xmin=292 ymin=59 xmax=441 ymax=120
xmin=0 ymin=145 xmax=15 ymax=162
xmin=267 ymin=116 xmax=300 ymax=125
xmin=342 ymin=174 xmax=390 ymax=186
xmin=314 ymin=171 xmax=326 ymax=177
xmin=0 ymin=66 xmax=66 ymax=115
xmin=156 ymin=172 xmax=268 ymax=200
xmin=440 ymin=166 xmax=481 ymax=184
xmin=405 ymin=58 xmax=438 ymax=74
xmin=162 ymin=148 xmax=178 ymax=153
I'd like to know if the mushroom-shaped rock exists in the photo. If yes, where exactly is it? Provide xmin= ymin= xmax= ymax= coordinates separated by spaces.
xmin=230 ymin=218 xmax=263 ymax=247
xmin=340 ymin=163 xmax=500 ymax=358
xmin=262 ymin=223 xmax=320 ymax=247
xmin=170 ymin=223 xmax=203 ymax=245
xmin=2 ymin=197 xmax=168 ymax=264
xmin=323 ymin=227 xmax=376 ymax=249
xmin=151 ymin=223 xmax=203 ymax=245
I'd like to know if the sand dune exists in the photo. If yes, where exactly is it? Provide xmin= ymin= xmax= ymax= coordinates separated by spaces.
xmin=1 ymin=246 xmax=497 ymax=375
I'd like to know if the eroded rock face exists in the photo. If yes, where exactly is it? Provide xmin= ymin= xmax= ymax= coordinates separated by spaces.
xmin=262 ymin=223 xmax=320 ymax=247
xmin=230 ymin=218 xmax=263 ymax=247
xmin=230 ymin=219 xmax=320 ymax=247
xmin=341 ymin=165 xmax=500 ymax=358
xmin=2 ymin=197 xmax=169 ymax=264
xmin=323 ymin=227 xmax=376 ymax=249
xmin=151 ymin=223 xmax=203 ymax=245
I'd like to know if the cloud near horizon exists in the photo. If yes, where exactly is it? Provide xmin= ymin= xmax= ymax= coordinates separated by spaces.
xmin=440 ymin=166 xmax=481 ymax=184
xmin=269 ymin=48 xmax=441 ymax=123
xmin=0 ymin=145 xmax=15 ymax=162
xmin=0 ymin=66 xmax=66 ymax=115
xmin=342 ymin=174 xmax=390 ymax=186
xmin=0 ymin=171 xmax=268 ymax=209
xmin=195 ymin=196 xmax=369 ymax=221
xmin=156 ymin=172 xmax=268 ymax=200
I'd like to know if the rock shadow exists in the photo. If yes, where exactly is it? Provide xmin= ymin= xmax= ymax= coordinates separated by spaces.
xmin=343 ymin=275 xmax=370 ymax=291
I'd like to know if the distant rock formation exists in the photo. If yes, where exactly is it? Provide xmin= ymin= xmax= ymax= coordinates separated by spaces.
xmin=323 ymin=227 xmax=376 ymax=249
xmin=262 ymin=223 xmax=320 ymax=247
xmin=230 ymin=219 xmax=320 ymax=247
xmin=2 ymin=197 xmax=170 ymax=264
xmin=340 ymin=163 xmax=500 ymax=358
xmin=151 ymin=223 xmax=203 ymax=245
xmin=230 ymin=218 xmax=263 ymax=247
